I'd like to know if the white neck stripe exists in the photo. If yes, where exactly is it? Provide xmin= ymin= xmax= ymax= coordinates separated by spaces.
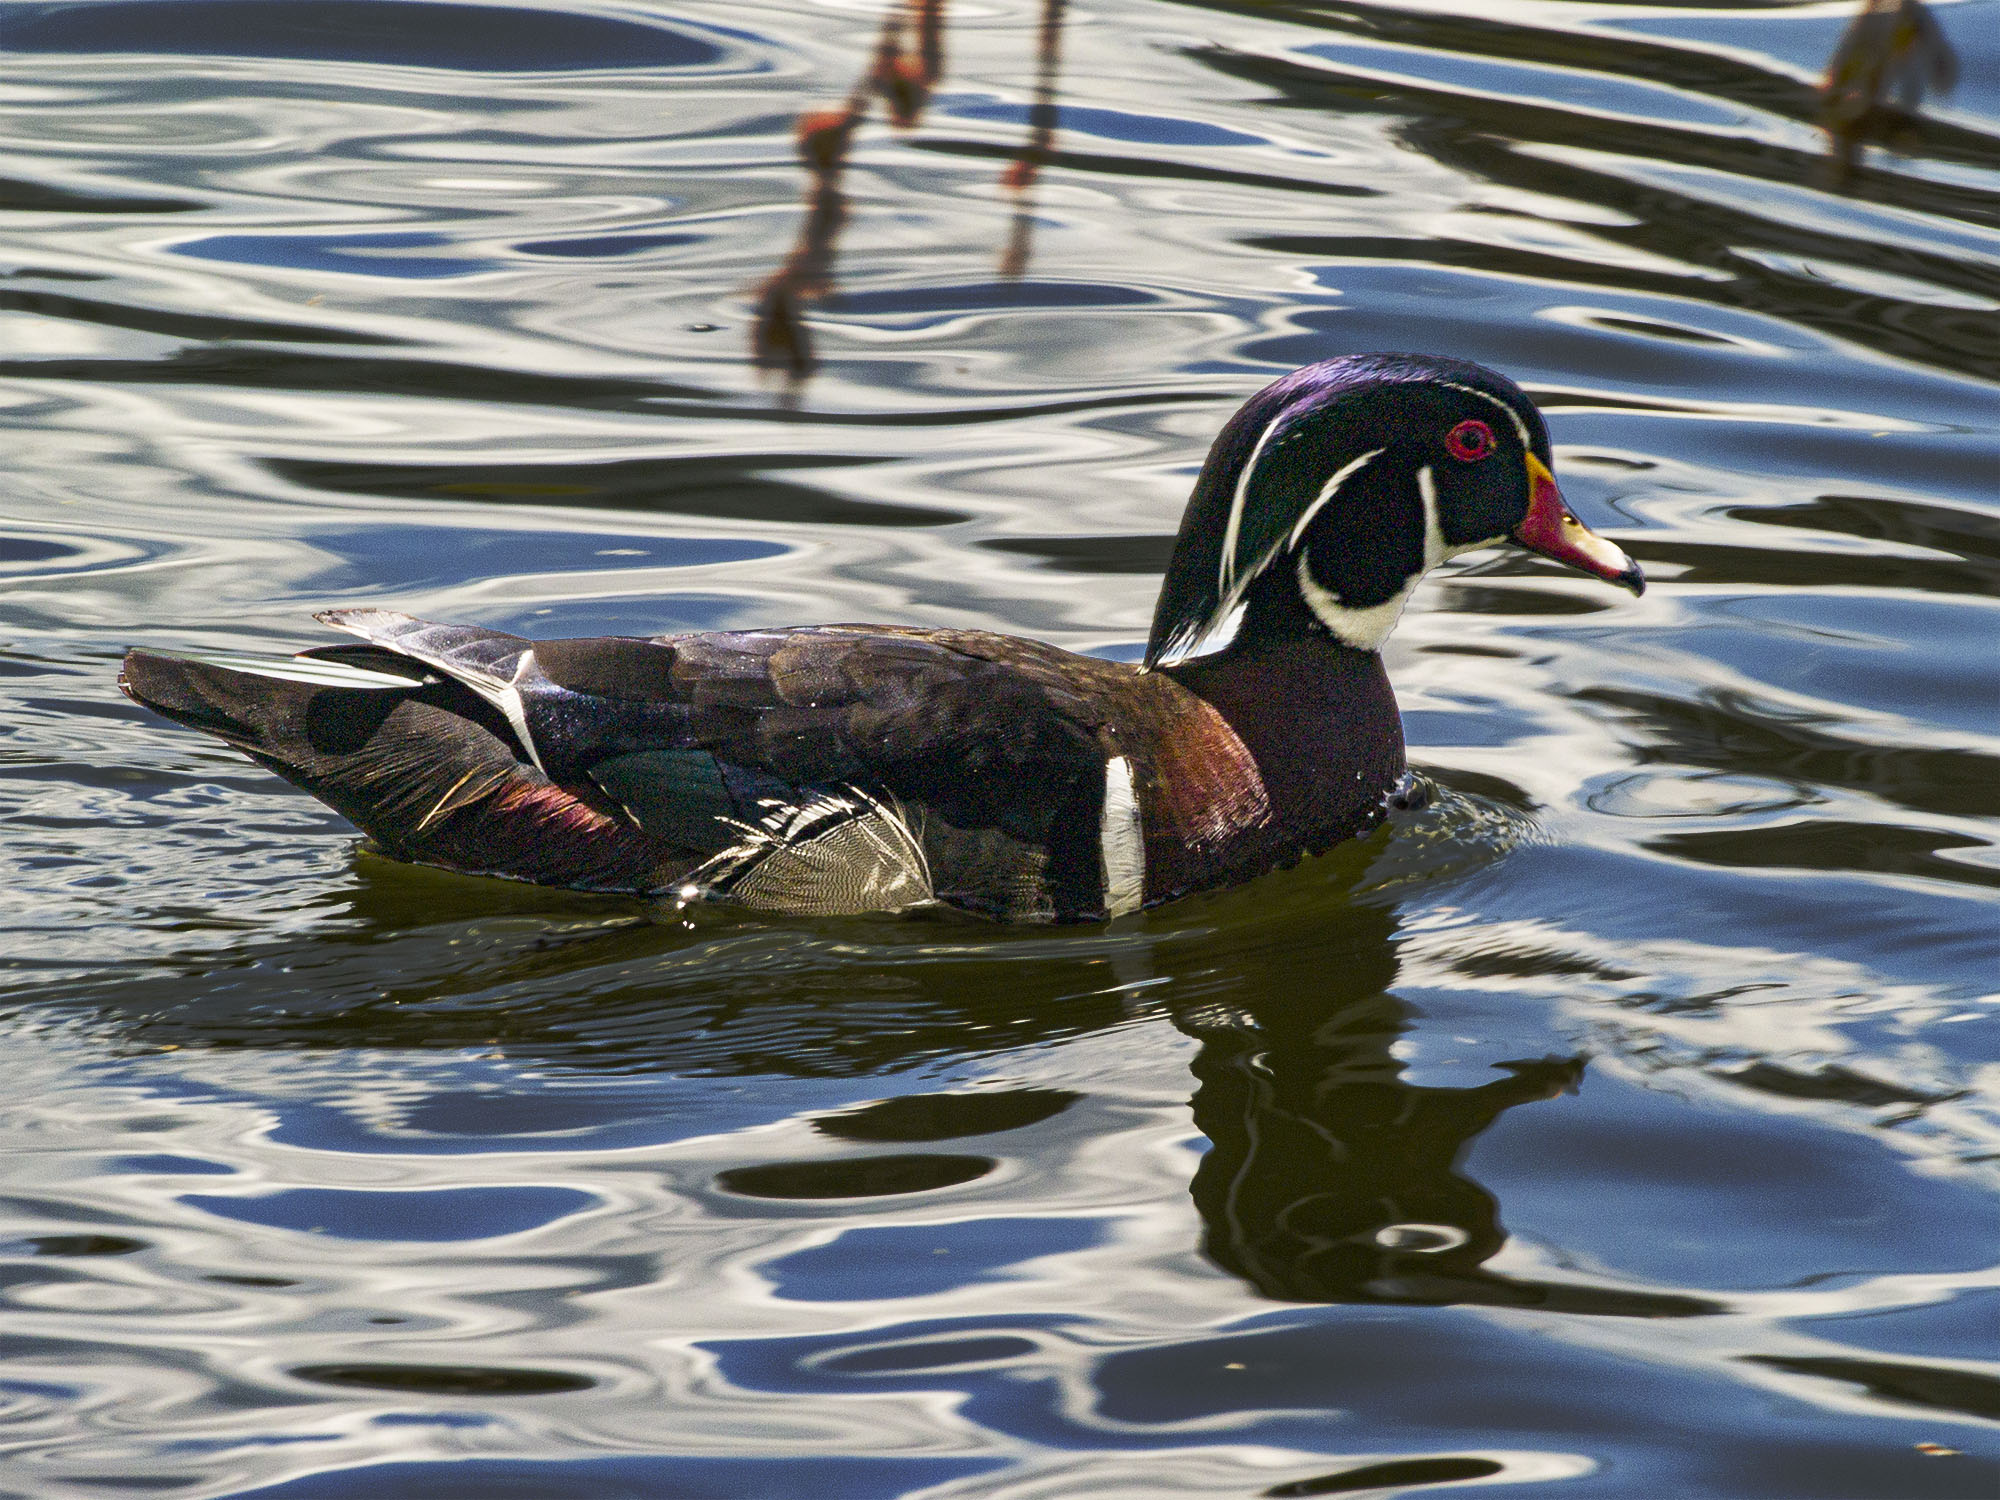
xmin=1292 ymin=464 xmax=1441 ymax=654
xmin=1286 ymin=446 xmax=1386 ymax=550
xmin=1213 ymin=445 xmax=1385 ymax=643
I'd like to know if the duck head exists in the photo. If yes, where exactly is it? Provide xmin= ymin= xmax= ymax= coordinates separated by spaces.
xmin=1145 ymin=354 xmax=1643 ymax=666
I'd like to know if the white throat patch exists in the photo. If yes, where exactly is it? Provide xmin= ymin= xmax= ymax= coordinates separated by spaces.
xmin=1295 ymin=553 xmax=1419 ymax=653
xmin=1295 ymin=464 xmax=1444 ymax=653
xmin=1294 ymin=463 xmax=1512 ymax=651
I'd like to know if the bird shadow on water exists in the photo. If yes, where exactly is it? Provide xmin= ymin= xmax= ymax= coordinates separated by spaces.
xmin=32 ymin=781 xmax=1721 ymax=1320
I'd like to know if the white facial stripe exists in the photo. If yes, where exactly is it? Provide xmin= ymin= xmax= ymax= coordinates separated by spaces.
xmin=1416 ymin=464 xmax=1445 ymax=569
xmin=1218 ymin=413 xmax=1284 ymax=598
xmin=1421 ymin=460 xmax=1516 ymax=562
xmin=1099 ymin=754 xmax=1145 ymax=917
xmin=1193 ymin=379 xmax=1534 ymax=662
xmin=1174 ymin=444 xmax=1384 ymax=665
xmin=1286 ymin=446 xmax=1386 ymax=550
xmin=1175 ymin=439 xmax=1403 ymax=664
xmin=1433 ymin=380 xmax=1532 ymax=448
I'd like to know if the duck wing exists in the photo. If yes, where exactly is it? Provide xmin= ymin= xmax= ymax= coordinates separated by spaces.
xmin=117 ymin=636 xmax=670 ymax=895
xmin=124 ymin=610 xmax=1124 ymax=919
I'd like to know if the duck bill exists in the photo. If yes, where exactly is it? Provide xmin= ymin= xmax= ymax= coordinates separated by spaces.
xmin=1513 ymin=455 xmax=1644 ymax=595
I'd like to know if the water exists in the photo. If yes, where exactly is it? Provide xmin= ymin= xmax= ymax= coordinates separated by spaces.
xmin=2 ymin=0 xmax=1998 ymax=1494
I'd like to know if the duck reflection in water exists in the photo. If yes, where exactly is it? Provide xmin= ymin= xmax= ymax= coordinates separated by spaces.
xmin=1178 ymin=904 xmax=1716 ymax=1318
xmin=80 ymin=854 xmax=1709 ymax=1317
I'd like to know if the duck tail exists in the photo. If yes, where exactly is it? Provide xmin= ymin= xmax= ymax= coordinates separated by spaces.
xmin=118 ymin=647 xmax=670 ymax=893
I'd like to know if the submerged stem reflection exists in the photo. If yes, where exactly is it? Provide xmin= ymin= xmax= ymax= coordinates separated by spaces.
xmin=1820 ymin=0 xmax=1960 ymax=188
xmin=751 ymin=0 xmax=1068 ymax=383
xmin=998 ymin=0 xmax=1067 ymax=278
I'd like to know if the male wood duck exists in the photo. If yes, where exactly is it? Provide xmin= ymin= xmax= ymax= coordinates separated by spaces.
xmin=121 ymin=354 xmax=1642 ymax=922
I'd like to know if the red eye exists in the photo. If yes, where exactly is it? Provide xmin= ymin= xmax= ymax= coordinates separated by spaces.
xmin=1445 ymin=419 xmax=1495 ymax=463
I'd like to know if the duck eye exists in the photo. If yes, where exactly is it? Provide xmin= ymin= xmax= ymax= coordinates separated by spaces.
xmin=1445 ymin=419 xmax=1495 ymax=463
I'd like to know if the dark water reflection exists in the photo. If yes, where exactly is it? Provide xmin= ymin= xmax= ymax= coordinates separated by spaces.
xmin=4 ymin=0 xmax=2000 ymax=1495
xmin=1186 ymin=988 xmax=1680 ymax=1315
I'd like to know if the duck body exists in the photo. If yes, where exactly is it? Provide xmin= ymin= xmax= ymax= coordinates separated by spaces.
xmin=121 ymin=610 xmax=1399 ymax=921
xmin=120 ymin=353 xmax=1641 ymax=922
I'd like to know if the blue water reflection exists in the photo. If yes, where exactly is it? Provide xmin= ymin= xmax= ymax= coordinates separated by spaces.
xmin=180 ymin=1185 xmax=594 ymax=1240
xmin=178 ymin=232 xmax=499 ymax=281
xmin=764 ymin=1217 xmax=1108 ymax=1301
xmin=10 ymin=1 xmax=726 ymax=72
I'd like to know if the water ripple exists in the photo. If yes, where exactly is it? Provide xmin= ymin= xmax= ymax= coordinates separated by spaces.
xmin=2 ymin=0 xmax=1998 ymax=1492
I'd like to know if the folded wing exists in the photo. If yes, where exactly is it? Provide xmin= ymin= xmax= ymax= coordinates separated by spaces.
xmin=122 ymin=610 xmax=1117 ymax=918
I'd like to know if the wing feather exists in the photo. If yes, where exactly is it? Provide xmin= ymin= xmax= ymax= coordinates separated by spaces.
xmin=130 ymin=616 xmax=1139 ymax=917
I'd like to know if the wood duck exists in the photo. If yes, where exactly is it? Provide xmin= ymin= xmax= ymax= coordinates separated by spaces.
xmin=120 ymin=353 xmax=1643 ymax=922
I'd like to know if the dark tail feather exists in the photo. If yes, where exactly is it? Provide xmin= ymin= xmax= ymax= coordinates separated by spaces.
xmin=119 ymin=649 xmax=673 ymax=893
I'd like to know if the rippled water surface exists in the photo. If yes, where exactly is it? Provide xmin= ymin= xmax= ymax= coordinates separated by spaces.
xmin=3 ymin=0 xmax=1999 ymax=1494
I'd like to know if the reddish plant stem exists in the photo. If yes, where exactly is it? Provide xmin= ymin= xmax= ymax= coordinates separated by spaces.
xmin=752 ymin=0 xmax=946 ymax=381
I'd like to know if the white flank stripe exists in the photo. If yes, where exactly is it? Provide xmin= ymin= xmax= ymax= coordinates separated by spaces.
xmin=178 ymin=651 xmax=426 ymax=689
xmin=1218 ymin=414 xmax=1284 ymax=598
xmin=1099 ymin=754 xmax=1146 ymax=918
